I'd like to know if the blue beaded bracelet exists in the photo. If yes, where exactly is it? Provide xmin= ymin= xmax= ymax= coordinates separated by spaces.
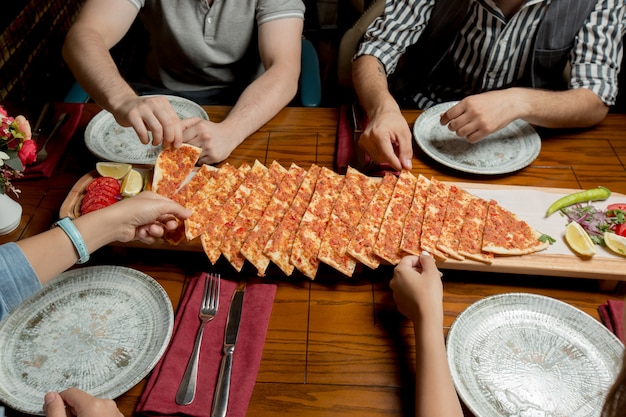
xmin=53 ymin=217 xmax=90 ymax=264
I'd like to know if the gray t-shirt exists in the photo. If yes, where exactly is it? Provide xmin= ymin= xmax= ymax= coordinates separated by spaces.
xmin=127 ymin=0 xmax=305 ymax=92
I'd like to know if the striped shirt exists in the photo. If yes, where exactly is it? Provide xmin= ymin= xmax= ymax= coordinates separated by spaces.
xmin=356 ymin=0 xmax=626 ymax=108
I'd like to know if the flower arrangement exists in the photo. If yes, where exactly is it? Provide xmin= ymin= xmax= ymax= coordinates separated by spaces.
xmin=0 ymin=105 xmax=36 ymax=196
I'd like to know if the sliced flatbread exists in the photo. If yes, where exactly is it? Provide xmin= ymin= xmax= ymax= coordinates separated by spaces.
xmin=318 ymin=166 xmax=379 ymax=277
xmin=241 ymin=163 xmax=306 ymax=277
xmin=399 ymin=174 xmax=431 ymax=256
xmin=201 ymin=160 xmax=267 ymax=264
xmin=171 ymin=164 xmax=219 ymax=207
xmin=347 ymin=173 xmax=397 ymax=269
xmin=164 ymin=164 xmax=219 ymax=244
xmin=152 ymin=144 xmax=202 ymax=198
xmin=419 ymin=177 xmax=449 ymax=260
xmin=373 ymin=169 xmax=417 ymax=265
xmin=184 ymin=163 xmax=248 ymax=241
xmin=457 ymin=197 xmax=494 ymax=264
xmin=482 ymin=199 xmax=550 ymax=255
xmin=290 ymin=167 xmax=345 ymax=279
xmin=219 ymin=161 xmax=287 ymax=272
xmin=436 ymin=186 xmax=473 ymax=260
xmin=264 ymin=164 xmax=322 ymax=276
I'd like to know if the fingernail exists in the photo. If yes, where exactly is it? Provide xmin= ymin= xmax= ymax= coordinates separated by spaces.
xmin=421 ymin=250 xmax=431 ymax=257
xmin=405 ymin=158 xmax=413 ymax=170
xmin=44 ymin=392 xmax=57 ymax=406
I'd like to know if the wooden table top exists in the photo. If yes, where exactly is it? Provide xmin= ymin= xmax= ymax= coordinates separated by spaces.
xmin=2 ymin=103 xmax=625 ymax=417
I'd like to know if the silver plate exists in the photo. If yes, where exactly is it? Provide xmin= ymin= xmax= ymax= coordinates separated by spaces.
xmin=0 ymin=265 xmax=174 ymax=415
xmin=85 ymin=95 xmax=209 ymax=164
xmin=413 ymin=101 xmax=541 ymax=175
xmin=447 ymin=293 xmax=624 ymax=417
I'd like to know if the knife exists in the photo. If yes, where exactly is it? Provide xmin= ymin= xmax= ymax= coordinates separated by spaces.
xmin=211 ymin=281 xmax=246 ymax=417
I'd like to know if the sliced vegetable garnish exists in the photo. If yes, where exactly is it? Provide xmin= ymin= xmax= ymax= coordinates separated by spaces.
xmin=561 ymin=203 xmax=624 ymax=245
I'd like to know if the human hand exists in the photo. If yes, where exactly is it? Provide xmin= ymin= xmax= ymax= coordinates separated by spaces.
xmin=439 ymin=90 xmax=521 ymax=143
xmin=85 ymin=191 xmax=191 ymax=244
xmin=43 ymin=389 xmax=123 ymax=417
xmin=389 ymin=253 xmax=444 ymax=323
xmin=180 ymin=118 xmax=242 ymax=165
xmin=357 ymin=106 xmax=413 ymax=171
xmin=111 ymin=95 xmax=184 ymax=149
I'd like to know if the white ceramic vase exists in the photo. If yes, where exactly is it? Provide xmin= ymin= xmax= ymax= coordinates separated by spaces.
xmin=0 ymin=192 xmax=22 ymax=235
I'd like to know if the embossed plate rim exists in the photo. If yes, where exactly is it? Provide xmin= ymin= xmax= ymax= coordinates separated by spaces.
xmin=447 ymin=292 xmax=624 ymax=417
xmin=0 ymin=265 xmax=174 ymax=415
xmin=85 ymin=95 xmax=208 ymax=164
xmin=412 ymin=101 xmax=541 ymax=175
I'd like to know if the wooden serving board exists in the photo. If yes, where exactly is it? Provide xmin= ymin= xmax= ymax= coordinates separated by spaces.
xmin=59 ymin=171 xmax=626 ymax=281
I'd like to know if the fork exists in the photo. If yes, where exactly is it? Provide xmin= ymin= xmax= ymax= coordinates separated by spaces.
xmin=175 ymin=273 xmax=220 ymax=405
xmin=36 ymin=112 xmax=68 ymax=162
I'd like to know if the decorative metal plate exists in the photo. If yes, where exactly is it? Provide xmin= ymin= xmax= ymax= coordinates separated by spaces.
xmin=413 ymin=101 xmax=541 ymax=175
xmin=0 ymin=265 xmax=174 ymax=415
xmin=85 ymin=95 xmax=208 ymax=164
xmin=447 ymin=292 xmax=624 ymax=417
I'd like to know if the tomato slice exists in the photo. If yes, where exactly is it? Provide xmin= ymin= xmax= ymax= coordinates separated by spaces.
xmin=607 ymin=203 xmax=626 ymax=213
xmin=615 ymin=223 xmax=626 ymax=237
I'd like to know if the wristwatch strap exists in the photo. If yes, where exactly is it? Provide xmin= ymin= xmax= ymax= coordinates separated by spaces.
xmin=53 ymin=217 xmax=90 ymax=264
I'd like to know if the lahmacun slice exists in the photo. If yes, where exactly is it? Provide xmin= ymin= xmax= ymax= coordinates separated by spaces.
xmin=436 ymin=186 xmax=474 ymax=260
xmin=399 ymin=174 xmax=430 ymax=256
xmin=185 ymin=163 xmax=248 ymax=241
xmin=241 ymin=163 xmax=306 ymax=276
xmin=290 ymin=167 xmax=345 ymax=279
xmin=152 ymin=143 xmax=202 ymax=198
xmin=373 ymin=169 xmax=417 ymax=265
xmin=318 ymin=167 xmax=379 ymax=277
xmin=201 ymin=160 xmax=267 ymax=264
xmin=347 ymin=172 xmax=397 ymax=270
xmin=264 ymin=164 xmax=322 ymax=276
xmin=419 ymin=177 xmax=450 ymax=260
xmin=219 ymin=161 xmax=287 ymax=272
xmin=482 ymin=199 xmax=550 ymax=255
xmin=171 ymin=164 xmax=219 ymax=207
xmin=457 ymin=197 xmax=494 ymax=264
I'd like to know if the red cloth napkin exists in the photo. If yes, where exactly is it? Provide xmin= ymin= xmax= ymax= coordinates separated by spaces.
xmin=136 ymin=274 xmax=276 ymax=417
xmin=335 ymin=103 xmax=399 ymax=177
xmin=22 ymin=103 xmax=84 ymax=178
xmin=598 ymin=299 xmax=625 ymax=343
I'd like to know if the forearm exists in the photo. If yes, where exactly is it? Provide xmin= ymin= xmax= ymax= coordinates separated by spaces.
xmin=15 ymin=213 xmax=121 ymax=285
xmin=413 ymin=319 xmax=463 ymax=417
xmin=62 ymin=30 xmax=137 ymax=112
xmin=352 ymin=55 xmax=401 ymax=117
xmin=221 ymin=65 xmax=299 ymax=145
xmin=510 ymin=87 xmax=609 ymax=128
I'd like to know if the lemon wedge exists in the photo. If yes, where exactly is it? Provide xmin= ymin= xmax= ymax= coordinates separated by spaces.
xmin=120 ymin=169 xmax=144 ymax=197
xmin=564 ymin=221 xmax=596 ymax=257
xmin=604 ymin=232 xmax=626 ymax=257
xmin=96 ymin=162 xmax=132 ymax=180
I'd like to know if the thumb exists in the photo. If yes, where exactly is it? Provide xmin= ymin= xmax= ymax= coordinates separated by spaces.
xmin=43 ymin=392 xmax=67 ymax=417
xmin=419 ymin=251 xmax=440 ymax=274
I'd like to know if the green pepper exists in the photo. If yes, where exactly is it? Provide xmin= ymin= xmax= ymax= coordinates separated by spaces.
xmin=545 ymin=186 xmax=611 ymax=217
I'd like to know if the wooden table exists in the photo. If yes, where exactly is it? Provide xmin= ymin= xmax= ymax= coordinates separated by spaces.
xmin=2 ymin=104 xmax=625 ymax=417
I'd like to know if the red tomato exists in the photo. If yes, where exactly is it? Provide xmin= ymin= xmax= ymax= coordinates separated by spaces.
xmin=607 ymin=203 xmax=626 ymax=213
xmin=614 ymin=223 xmax=626 ymax=237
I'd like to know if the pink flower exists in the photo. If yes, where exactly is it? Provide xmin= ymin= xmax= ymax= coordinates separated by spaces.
xmin=18 ymin=139 xmax=37 ymax=165
xmin=14 ymin=115 xmax=32 ymax=141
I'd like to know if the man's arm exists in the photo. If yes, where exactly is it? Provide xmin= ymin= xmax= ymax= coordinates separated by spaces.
xmin=62 ymin=0 xmax=184 ymax=148
xmin=182 ymin=17 xmax=303 ymax=165
xmin=351 ymin=55 xmax=414 ymax=171
xmin=440 ymin=87 xmax=609 ymax=142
